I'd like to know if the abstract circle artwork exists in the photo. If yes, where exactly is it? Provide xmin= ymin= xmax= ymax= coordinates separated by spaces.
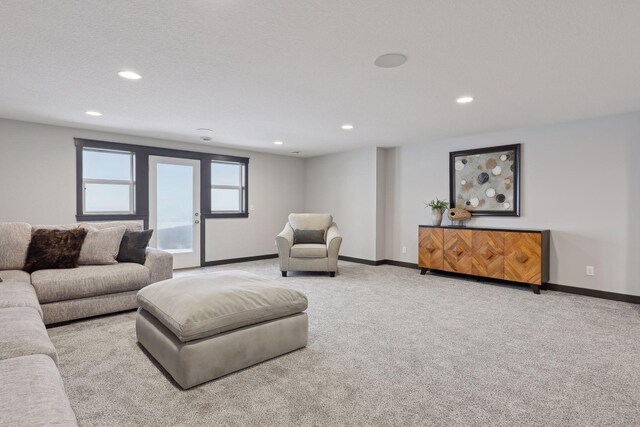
xmin=449 ymin=144 xmax=521 ymax=216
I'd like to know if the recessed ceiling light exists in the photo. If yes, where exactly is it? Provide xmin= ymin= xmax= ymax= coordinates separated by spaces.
xmin=118 ymin=70 xmax=142 ymax=80
xmin=85 ymin=111 xmax=102 ymax=116
xmin=341 ymin=124 xmax=354 ymax=130
xmin=291 ymin=151 xmax=300 ymax=155
xmin=273 ymin=140 xmax=284 ymax=145
xmin=196 ymin=128 xmax=213 ymax=133
xmin=201 ymin=136 xmax=212 ymax=142
xmin=374 ymin=53 xmax=408 ymax=68
xmin=456 ymin=96 xmax=474 ymax=104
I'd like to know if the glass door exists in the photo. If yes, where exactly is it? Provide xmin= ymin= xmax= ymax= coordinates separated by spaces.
xmin=149 ymin=156 xmax=201 ymax=269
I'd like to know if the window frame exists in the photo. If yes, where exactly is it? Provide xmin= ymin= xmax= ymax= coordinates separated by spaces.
xmin=75 ymin=138 xmax=250 ymax=228
xmin=81 ymin=148 xmax=136 ymax=215
xmin=209 ymin=160 xmax=248 ymax=215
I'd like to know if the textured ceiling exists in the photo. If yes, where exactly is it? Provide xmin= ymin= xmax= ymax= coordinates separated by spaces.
xmin=0 ymin=1 xmax=639 ymax=157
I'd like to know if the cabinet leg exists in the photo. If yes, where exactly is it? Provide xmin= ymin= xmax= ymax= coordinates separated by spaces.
xmin=420 ymin=268 xmax=428 ymax=275
xmin=281 ymin=271 xmax=287 ymax=277
xmin=529 ymin=284 xmax=540 ymax=294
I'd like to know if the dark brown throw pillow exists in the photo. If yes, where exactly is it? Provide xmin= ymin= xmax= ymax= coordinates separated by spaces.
xmin=293 ymin=229 xmax=325 ymax=245
xmin=117 ymin=229 xmax=153 ymax=264
xmin=23 ymin=229 xmax=87 ymax=273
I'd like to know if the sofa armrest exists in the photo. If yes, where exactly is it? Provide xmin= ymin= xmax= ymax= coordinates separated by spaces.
xmin=326 ymin=223 xmax=342 ymax=259
xmin=144 ymin=248 xmax=173 ymax=283
xmin=275 ymin=224 xmax=294 ymax=270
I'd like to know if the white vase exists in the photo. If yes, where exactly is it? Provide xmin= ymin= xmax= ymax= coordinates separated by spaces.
xmin=431 ymin=209 xmax=443 ymax=226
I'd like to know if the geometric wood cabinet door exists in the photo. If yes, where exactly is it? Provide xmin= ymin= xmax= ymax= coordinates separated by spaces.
xmin=419 ymin=225 xmax=550 ymax=294
xmin=418 ymin=227 xmax=444 ymax=270
xmin=472 ymin=231 xmax=504 ymax=279
xmin=504 ymin=232 xmax=543 ymax=287
xmin=443 ymin=229 xmax=473 ymax=274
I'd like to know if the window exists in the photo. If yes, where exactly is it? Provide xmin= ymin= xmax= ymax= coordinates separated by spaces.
xmin=76 ymin=138 xmax=249 ymax=225
xmin=211 ymin=160 xmax=246 ymax=213
xmin=82 ymin=148 xmax=135 ymax=214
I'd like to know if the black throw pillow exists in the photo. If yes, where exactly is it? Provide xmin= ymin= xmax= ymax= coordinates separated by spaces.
xmin=23 ymin=229 xmax=87 ymax=273
xmin=117 ymin=229 xmax=153 ymax=264
xmin=293 ymin=229 xmax=325 ymax=245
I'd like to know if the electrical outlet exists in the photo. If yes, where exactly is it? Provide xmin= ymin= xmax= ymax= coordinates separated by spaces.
xmin=402 ymin=246 xmax=407 ymax=254
xmin=586 ymin=266 xmax=595 ymax=276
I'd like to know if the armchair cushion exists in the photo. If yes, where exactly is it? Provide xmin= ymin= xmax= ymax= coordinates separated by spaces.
xmin=290 ymin=244 xmax=327 ymax=258
xmin=288 ymin=214 xmax=333 ymax=232
xmin=293 ymin=229 xmax=325 ymax=245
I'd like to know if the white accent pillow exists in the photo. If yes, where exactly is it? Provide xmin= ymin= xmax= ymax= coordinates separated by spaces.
xmin=78 ymin=225 xmax=126 ymax=265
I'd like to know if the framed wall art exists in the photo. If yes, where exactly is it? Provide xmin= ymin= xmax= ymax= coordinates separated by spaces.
xmin=449 ymin=144 xmax=521 ymax=216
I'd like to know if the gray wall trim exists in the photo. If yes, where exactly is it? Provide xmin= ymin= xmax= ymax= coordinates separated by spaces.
xmin=336 ymin=257 xmax=640 ymax=304
xmin=203 ymin=254 xmax=278 ymax=267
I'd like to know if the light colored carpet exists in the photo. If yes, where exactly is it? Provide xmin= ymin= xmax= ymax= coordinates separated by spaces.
xmin=48 ymin=260 xmax=640 ymax=426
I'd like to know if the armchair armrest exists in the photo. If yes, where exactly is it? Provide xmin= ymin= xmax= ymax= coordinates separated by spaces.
xmin=326 ymin=223 xmax=342 ymax=259
xmin=276 ymin=224 xmax=294 ymax=271
xmin=144 ymin=247 xmax=173 ymax=283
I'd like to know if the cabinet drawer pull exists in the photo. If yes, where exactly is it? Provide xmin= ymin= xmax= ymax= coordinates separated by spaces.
xmin=515 ymin=251 xmax=529 ymax=263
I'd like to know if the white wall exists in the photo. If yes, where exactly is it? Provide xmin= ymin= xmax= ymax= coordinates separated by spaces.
xmin=375 ymin=148 xmax=387 ymax=261
xmin=3 ymin=112 xmax=639 ymax=295
xmin=384 ymin=112 xmax=640 ymax=296
xmin=307 ymin=112 xmax=640 ymax=296
xmin=0 ymin=118 xmax=305 ymax=262
xmin=204 ymin=153 xmax=305 ymax=261
xmin=304 ymin=147 xmax=379 ymax=260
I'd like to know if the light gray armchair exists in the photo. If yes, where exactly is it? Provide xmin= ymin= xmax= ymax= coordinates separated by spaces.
xmin=276 ymin=213 xmax=342 ymax=277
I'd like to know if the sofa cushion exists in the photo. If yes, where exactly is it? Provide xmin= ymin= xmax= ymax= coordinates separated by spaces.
xmin=288 ymin=213 xmax=333 ymax=232
xmin=290 ymin=243 xmax=328 ymax=258
xmin=78 ymin=225 xmax=126 ymax=265
xmin=80 ymin=220 xmax=143 ymax=232
xmin=0 ymin=307 xmax=57 ymax=363
xmin=31 ymin=223 xmax=79 ymax=231
xmin=0 ymin=269 xmax=31 ymax=284
xmin=0 ymin=354 xmax=78 ymax=427
xmin=31 ymin=263 xmax=151 ymax=304
xmin=0 ymin=222 xmax=31 ymax=270
xmin=118 ymin=229 xmax=154 ymax=264
xmin=0 ymin=281 xmax=42 ymax=317
xmin=137 ymin=270 xmax=308 ymax=342
xmin=23 ymin=229 xmax=88 ymax=273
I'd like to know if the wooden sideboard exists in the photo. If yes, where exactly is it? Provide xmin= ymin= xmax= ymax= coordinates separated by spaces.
xmin=418 ymin=225 xmax=550 ymax=294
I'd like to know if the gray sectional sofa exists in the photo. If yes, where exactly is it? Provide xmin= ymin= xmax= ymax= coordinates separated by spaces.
xmin=0 ymin=220 xmax=173 ymax=426
xmin=0 ymin=221 xmax=173 ymax=325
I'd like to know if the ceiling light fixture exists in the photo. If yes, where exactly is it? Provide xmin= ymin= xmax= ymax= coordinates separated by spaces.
xmin=273 ymin=140 xmax=284 ymax=145
xmin=196 ymin=128 xmax=213 ymax=133
xmin=201 ymin=136 xmax=212 ymax=142
xmin=118 ymin=70 xmax=142 ymax=80
xmin=85 ymin=111 xmax=102 ymax=116
xmin=374 ymin=53 xmax=408 ymax=68
xmin=456 ymin=96 xmax=474 ymax=104
xmin=341 ymin=124 xmax=354 ymax=130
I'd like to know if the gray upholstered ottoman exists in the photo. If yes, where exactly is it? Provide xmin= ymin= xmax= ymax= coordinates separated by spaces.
xmin=136 ymin=271 xmax=308 ymax=389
